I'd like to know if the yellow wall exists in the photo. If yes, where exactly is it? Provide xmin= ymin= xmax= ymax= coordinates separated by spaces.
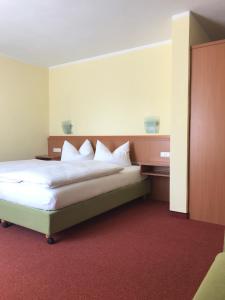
xmin=0 ymin=12 xmax=212 ymax=214
xmin=49 ymin=44 xmax=172 ymax=135
xmin=0 ymin=55 xmax=49 ymax=161
xmin=170 ymin=13 xmax=210 ymax=213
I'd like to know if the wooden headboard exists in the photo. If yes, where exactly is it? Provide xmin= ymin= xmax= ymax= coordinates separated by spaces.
xmin=48 ymin=135 xmax=170 ymax=166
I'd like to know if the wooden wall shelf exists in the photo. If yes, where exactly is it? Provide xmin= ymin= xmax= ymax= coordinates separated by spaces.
xmin=140 ymin=164 xmax=170 ymax=178
xmin=48 ymin=136 xmax=170 ymax=202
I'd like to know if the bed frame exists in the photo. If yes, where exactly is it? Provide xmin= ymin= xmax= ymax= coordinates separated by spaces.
xmin=0 ymin=135 xmax=170 ymax=244
xmin=0 ymin=181 xmax=149 ymax=244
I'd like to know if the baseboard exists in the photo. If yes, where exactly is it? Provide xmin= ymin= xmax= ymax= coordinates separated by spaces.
xmin=170 ymin=210 xmax=189 ymax=219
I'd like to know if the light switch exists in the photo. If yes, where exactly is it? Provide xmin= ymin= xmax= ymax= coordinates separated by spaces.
xmin=53 ymin=147 xmax=61 ymax=153
xmin=160 ymin=152 xmax=170 ymax=158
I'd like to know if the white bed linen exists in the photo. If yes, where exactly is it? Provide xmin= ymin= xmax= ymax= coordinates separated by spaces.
xmin=0 ymin=159 xmax=123 ymax=188
xmin=0 ymin=166 xmax=145 ymax=211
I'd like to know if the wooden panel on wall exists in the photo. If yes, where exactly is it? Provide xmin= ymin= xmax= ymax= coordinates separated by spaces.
xmin=150 ymin=177 xmax=170 ymax=202
xmin=189 ymin=40 xmax=225 ymax=225
xmin=49 ymin=135 xmax=170 ymax=203
xmin=48 ymin=135 xmax=170 ymax=166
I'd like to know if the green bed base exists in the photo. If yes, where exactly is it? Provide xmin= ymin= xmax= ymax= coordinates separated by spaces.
xmin=0 ymin=180 xmax=150 ymax=238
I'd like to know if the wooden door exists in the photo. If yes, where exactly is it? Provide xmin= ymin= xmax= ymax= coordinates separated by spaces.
xmin=189 ymin=40 xmax=225 ymax=225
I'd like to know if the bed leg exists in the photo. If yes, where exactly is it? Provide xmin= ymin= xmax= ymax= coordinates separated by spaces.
xmin=1 ymin=220 xmax=10 ymax=228
xmin=45 ymin=234 xmax=55 ymax=245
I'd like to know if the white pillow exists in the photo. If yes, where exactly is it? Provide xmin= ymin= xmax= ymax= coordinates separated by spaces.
xmin=94 ymin=140 xmax=131 ymax=167
xmin=61 ymin=140 xmax=94 ymax=161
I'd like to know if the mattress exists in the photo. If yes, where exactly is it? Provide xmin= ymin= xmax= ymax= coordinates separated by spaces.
xmin=0 ymin=166 xmax=145 ymax=211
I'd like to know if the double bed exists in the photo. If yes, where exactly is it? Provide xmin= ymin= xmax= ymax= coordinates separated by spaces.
xmin=0 ymin=135 xmax=169 ymax=244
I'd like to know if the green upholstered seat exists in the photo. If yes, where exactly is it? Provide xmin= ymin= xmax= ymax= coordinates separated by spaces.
xmin=193 ymin=252 xmax=225 ymax=300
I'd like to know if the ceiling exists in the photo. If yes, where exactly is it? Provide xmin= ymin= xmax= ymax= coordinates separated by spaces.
xmin=0 ymin=0 xmax=225 ymax=67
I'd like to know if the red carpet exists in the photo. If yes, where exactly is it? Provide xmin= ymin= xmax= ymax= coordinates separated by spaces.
xmin=0 ymin=200 xmax=224 ymax=300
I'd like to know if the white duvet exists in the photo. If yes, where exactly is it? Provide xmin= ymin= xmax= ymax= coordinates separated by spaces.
xmin=0 ymin=159 xmax=123 ymax=188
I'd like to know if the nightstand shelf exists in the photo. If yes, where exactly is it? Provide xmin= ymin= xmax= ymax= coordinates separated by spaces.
xmin=35 ymin=155 xmax=60 ymax=161
xmin=140 ymin=164 xmax=170 ymax=178
xmin=140 ymin=163 xmax=170 ymax=202
xmin=141 ymin=172 xmax=169 ymax=177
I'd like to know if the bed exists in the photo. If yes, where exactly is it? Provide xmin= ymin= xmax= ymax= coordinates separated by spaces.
xmin=0 ymin=135 xmax=169 ymax=244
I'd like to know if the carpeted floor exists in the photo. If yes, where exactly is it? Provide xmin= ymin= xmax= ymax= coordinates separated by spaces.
xmin=0 ymin=199 xmax=224 ymax=300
